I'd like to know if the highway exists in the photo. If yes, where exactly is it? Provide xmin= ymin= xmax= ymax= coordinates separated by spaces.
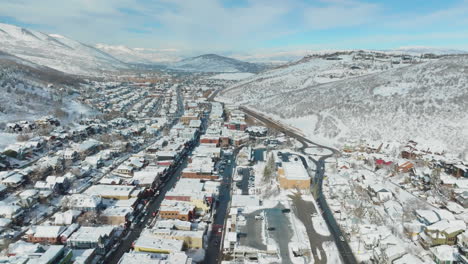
xmin=239 ymin=106 xmax=358 ymax=264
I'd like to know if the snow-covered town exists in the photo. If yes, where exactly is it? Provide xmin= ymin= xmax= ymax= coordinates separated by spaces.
xmin=0 ymin=72 xmax=466 ymax=264
xmin=1 ymin=3 xmax=468 ymax=263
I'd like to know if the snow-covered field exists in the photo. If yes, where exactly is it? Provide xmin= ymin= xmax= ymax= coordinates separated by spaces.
xmin=322 ymin=241 xmax=342 ymax=264
xmin=311 ymin=215 xmax=330 ymax=237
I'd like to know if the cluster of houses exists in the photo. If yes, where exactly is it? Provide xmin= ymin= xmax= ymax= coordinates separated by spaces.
xmin=5 ymin=116 xmax=60 ymax=133
xmin=0 ymin=81 xmax=191 ymax=263
xmin=125 ymin=100 xmax=253 ymax=262
xmin=323 ymin=139 xmax=468 ymax=263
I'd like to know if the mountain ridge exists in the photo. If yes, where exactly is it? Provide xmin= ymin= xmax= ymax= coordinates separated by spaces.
xmin=218 ymin=53 xmax=468 ymax=152
xmin=0 ymin=23 xmax=128 ymax=76
xmin=169 ymin=53 xmax=268 ymax=73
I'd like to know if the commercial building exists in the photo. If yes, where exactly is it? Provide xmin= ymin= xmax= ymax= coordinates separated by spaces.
xmin=278 ymin=161 xmax=310 ymax=190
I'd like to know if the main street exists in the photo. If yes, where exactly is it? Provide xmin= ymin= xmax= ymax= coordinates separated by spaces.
xmin=204 ymin=148 xmax=238 ymax=264
xmin=105 ymin=86 xmax=194 ymax=263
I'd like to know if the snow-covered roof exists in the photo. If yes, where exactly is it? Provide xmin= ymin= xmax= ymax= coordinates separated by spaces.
xmin=416 ymin=209 xmax=440 ymax=224
xmin=31 ymin=225 xmax=65 ymax=238
xmin=429 ymin=245 xmax=458 ymax=261
xmin=281 ymin=160 xmax=309 ymax=180
xmin=393 ymin=254 xmax=424 ymax=264
xmin=68 ymin=226 xmax=115 ymax=243
xmin=231 ymin=194 xmax=260 ymax=208
xmin=84 ymin=184 xmax=137 ymax=198
xmin=133 ymin=234 xmax=183 ymax=253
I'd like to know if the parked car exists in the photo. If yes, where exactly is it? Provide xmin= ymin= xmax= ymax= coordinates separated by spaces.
xmin=237 ymin=233 xmax=247 ymax=238
xmin=254 ymin=215 xmax=264 ymax=220
xmin=267 ymin=227 xmax=276 ymax=231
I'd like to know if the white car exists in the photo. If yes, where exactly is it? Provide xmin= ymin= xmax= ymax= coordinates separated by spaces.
xmin=254 ymin=215 xmax=264 ymax=220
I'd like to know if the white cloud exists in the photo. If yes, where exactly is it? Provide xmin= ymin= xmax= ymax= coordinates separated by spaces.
xmin=303 ymin=0 xmax=381 ymax=30
xmin=0 ymin=0 xmax=467 ymax=55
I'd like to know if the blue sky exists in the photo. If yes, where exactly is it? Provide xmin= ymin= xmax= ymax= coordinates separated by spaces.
xmin=1 ymin=0 xmax=468 ymax=58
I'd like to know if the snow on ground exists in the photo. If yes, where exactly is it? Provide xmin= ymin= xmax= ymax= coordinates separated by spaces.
xmin=209 ymin=72 xmax=254 ymax=80
xmin=304 ymin=147 xmax=333 ymax=158
xmin=65 ymin=100 xmax=96 ymax=115
xmin=311 ymin=215 xmax=331 ymax=237
xmin=0 ymin=132 xmax=17 ymax=151
xmin=322 ymin=241 xmax=342 ymax=264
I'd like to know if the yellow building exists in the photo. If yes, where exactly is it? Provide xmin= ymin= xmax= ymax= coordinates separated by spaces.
xmin=151 ymin=230 xmax=205 ymax=249
xmin=133 ymin=235 xmax=184 ymax=253
xmin=278 ymin=161 xmax=310 ymax=190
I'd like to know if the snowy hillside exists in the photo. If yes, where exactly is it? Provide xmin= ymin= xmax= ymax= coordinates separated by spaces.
xmin=220 ymin=52 xmax=405 ymax=101
xmin=0 ymin=51 xmax=93 ymax=122
xmin=170 ymin=54 xmax=267 ymax=73
xmin=0 ymin=23 xmax=128 ymax=75
xmin=95 ymin=44 xmax=178 ymax=64
xmin=219 ymin=54 xmax=468 ymax=153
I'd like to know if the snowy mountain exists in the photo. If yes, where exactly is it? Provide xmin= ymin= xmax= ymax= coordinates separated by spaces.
xmin=0 ymin=23 xmax=128 ymax=75
xmin=391 ymin=46 xmax=467 ymax=55
xmin=0 ymin=50 xmax=92 ymax=122
xmin=170 ymin=54 xmax=267 ymax=73
xmin=219 ymin=53 xmax=468 ymax=153
xmin=95 ymin=44 xmax=179 ymax=64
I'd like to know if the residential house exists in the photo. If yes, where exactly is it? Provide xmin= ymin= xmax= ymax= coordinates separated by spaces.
xmin=26 ymin=225 xmax=66 ymax=244
xmin=67 ymin=226 xmax=117 ymax=255
xmin=420 ymin=220 xmax=466 ymax=248
xmin=430 ymin=245 xmax=459 ymax=264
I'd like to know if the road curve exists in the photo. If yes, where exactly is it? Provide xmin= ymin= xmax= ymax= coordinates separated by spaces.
xmin=239 ymin=106 xmax=357 ymax=264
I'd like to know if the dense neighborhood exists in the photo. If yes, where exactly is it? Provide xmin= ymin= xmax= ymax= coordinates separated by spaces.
xmin=0 ymin=56 xmax=467 ymax=264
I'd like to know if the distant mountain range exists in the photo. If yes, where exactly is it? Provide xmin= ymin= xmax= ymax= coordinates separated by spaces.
xmin=168 ymin=54 xmax=268 ymax=73
xmin=390 ymin=46 xmax=468 ymax=55
xmin=95 ymin=44 xmax=179 ymax=64
xmin=0 ymin=23 xmax=269 ymax=75
xmin=0 ymin=22 xmax=466 ymax=77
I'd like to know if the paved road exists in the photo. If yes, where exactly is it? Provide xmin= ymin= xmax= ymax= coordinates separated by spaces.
xmin=240 ymin=107 xmax=357 ymax=264
xmin=106 ymin=88 xmax=194 ymax=263
xmin=204 ymin=149 xmax=237 ymax=264
xmin=238 ymin=167 xmax=250 ymax=195
xmin=105 ymin=145 xmax=194 ymax=263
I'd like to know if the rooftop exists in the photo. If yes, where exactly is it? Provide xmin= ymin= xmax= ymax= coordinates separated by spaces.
xmin=282 ymin=161 xmax=309 ymax=180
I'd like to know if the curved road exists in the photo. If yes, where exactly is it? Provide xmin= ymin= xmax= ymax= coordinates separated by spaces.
xmin=239 ymin=106 xmax=357 ymax=264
